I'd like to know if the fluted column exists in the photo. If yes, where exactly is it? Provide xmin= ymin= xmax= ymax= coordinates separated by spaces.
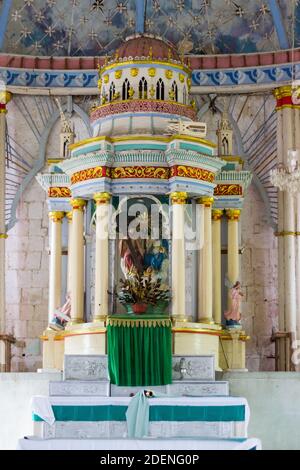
xmin=212 ymin=209 xmax=223 ymax=324
xmin=69 ymin=199 xmax=86 ymax=324
xmin=93 ymin=192 xmax=111 ymax=321
xmin=198 ymin=197 xmax=214 ymax=323
xmin=48 ymin=211 xmax=64 ymax=323
xmin=66 ymin=211 xmax=73 ymax=293
xmin=0 ymin=91 xmax=11 ymax=338
xmin=171 ymin=192 xmax=187 ymax=320
xmin=226 ymin=209 xmax=241 ymax=309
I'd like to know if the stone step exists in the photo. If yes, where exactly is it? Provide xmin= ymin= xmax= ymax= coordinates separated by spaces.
xmin=49 ymin=380 xmax=110 ymax=397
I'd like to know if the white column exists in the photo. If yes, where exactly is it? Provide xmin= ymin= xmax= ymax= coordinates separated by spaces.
xmin=212 ymin=209 xmax=223 ymax=324
xmin=48 ymin=211 xmax=64 ymax=323
xmin=226 ymin=209 xmax=241 ymax=309
xmin=198 ymin=197 xmax=214 ymax=323
xmin=0 ymin=91 xmax=11 ymax=337
xmin=93 ymin=192 xmax=111 ymax=322
xmin=171 ymin=192 xmax=187 ymax=320
xmin=69 ymin=199 xmax=86 ymax=324
xmin=66 ymin=211 xmax=73 ymax=293
xmin=284 ymin=194 xmax=297 ymax=334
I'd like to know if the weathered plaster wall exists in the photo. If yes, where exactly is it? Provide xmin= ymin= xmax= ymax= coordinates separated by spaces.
xmin=241 ymin=184 xmax=278 ymax=371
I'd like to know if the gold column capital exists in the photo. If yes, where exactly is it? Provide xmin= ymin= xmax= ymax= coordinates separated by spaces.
xmin=49 ymin=211 xmax=65 ymax=222
xmin=66 ymin=211 xmax=73 ymax=222
xmin=273 ymin=85 xmax=292 ymax=100
xmin=198 ymin=196 xmax=214 ymax=207
xmin=70 ymin=198 xmax=86 ymax=211
xmin=170 ymin=191 xmax=188 ymax=204
xmin=212 ymin=209 xmax=223 ymax=221
xmin=0 ymin=91 xmax=12 ymax=114
xmin=94 ymin=192 xmax=111 ymax=205
xmin=226 ymin=209 xmax=241 ymax=221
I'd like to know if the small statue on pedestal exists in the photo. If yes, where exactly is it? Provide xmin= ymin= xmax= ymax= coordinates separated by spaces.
xmin=49 ymin=293 xmax=71 ymax=331
xmin=224 ymin=280 xmax=244 ymax=329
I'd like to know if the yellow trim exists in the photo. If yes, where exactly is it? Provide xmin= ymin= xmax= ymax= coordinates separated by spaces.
xmin=212 ymin=209 xmax=223 ymax=221
xmin=99 ymin=59 xmax=191 ymax=75
xmin=221 ymin=156 xmax=244 ymax=165
xmin=275 ymin=231 xmax=297 ymax=237
xmin=198 ymin=196 xmax=214 ymax=206
xmin=276 ymin=104 xmax=300 ymax=110
xmin=170 ymin=191 xmax=188 ymax=204
xmin=94 ymin=192 xmax=111 ymax=204
xmin=69 ymin=134 xmax=216 ymax=151
xmin=48 ymin=211 xmax=65 ymax=222
xmin=66 ymin=211 xmax=73 ymax=221
xmin=0 ymin=91 xmax=12 ymax=105
xmin=226 ymin=209 xmax=241 ymax=221
xmin=47 ymin=158 xmax=64 ymax=164
xmin=0 ymin=233 xmax=8 ymax=239
xmin=274 ymin=85 xmax=292 ymax=99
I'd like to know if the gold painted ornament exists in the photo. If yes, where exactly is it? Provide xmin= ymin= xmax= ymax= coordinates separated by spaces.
xmin=114 ymin=69 xmax=122 ymax=79
xmin=148 ymin=67 xmax=156 ymax=77
xmin=179 ymin=73 xmax=185 ymax=83
xmin=149 ymin=84 xmax=155 ymax=98
xmin=128 ymin=86 xmax=135 ymax=99
xmin=103 ymin=74 xmax=109 ymax=83
xmin=165 ymin=69 xmax=173 ymax=79
xmin=130 ymin=67 xmax=139 ymax=77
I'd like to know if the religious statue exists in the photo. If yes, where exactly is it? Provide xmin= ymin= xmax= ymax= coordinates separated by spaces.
xmin=143 ymin=239 xmax=169 ymax=287
xmin=49 ymin=293 xmax=71 ymax=331
xmin=224 ymin=281 xmax=244 ymax=327
xmin=119 ymin=238 xmax=145 ymax=279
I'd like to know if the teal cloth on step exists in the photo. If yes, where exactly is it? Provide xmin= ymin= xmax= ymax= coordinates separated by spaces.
xmin=126 ymin=391 xmax=150 ymax=438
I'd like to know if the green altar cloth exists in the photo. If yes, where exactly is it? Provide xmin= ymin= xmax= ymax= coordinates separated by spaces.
xmin=107 ymin=315 xmax=172 ymax=386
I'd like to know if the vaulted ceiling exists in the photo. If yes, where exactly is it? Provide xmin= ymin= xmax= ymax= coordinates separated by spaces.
xmin=0 ymin=0 xmax=296 ymax=57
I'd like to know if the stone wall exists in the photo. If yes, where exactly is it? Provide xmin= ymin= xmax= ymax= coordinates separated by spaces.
xmin=5 ymin=179 xmax=49 ymax=371
xmin=241 ymin=184 xmax=278 ymax=371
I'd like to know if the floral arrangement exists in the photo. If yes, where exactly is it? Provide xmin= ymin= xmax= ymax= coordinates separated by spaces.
xmin=113 ymin=273 xmax=170 ymax=314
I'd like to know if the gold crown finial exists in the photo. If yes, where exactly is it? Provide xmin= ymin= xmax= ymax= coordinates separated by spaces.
xmin=149 ymin=46 xmax=153 ymax=59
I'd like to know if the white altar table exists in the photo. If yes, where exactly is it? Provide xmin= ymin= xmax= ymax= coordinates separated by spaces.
xmin=31 ymin=395 xmax=250 ymax=440
xmin=17 ymin=437 xmax=261 ymax=451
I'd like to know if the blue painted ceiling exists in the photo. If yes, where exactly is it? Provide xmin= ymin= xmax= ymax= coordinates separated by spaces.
xmin=0 ymin=0 xmax=295 ymax=56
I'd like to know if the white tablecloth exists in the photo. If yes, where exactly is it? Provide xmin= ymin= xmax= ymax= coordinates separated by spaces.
xmin=17 ymin=437 xmax=261 ymax=451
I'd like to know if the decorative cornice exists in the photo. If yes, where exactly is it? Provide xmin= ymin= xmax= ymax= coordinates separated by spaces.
xmin=48 ymin=187 xmax=71 ymax=198
xmin=214 ymin=184 xmax=243 ymax=196
xmin=170 ymin=165 xmax=214 ymax=183
xmin=69 ymin=164 xmax=217 ymax=185
xmin=69 ymin=134 xmax=216 ymax=151
xmin=90 ymin=99 xmax=196 ymax=122
xmin=0 ymin=49 xmax=299 ymax=91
